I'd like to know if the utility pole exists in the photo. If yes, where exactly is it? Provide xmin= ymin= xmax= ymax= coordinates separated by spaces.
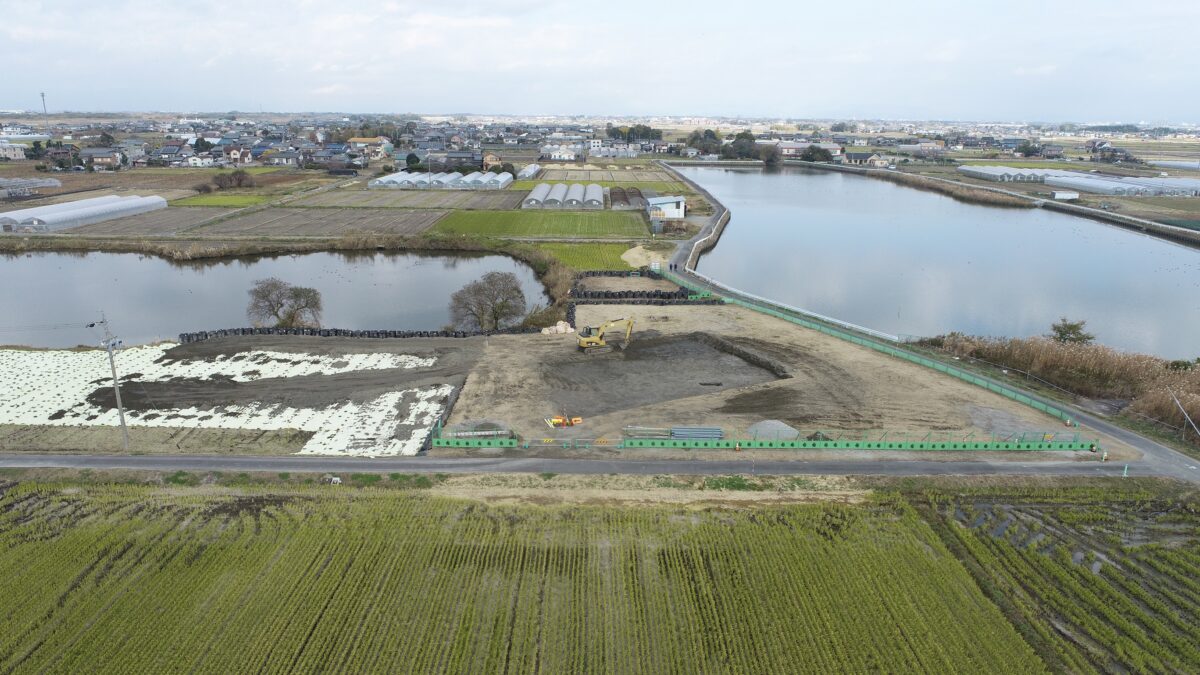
xmin=88 ymin=315 xmax=130 ymax=450
xmin=1167 ymin=388 xmax=1200 ymax=441
xmin=40 ymin=92 xmax=47 ymax=135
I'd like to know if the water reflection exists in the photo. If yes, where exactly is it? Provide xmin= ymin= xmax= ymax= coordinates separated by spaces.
xmin=683 ymin=166 xmax=1200 ymax=359
xmin=0 ymin=251 xmax=548 ymax=348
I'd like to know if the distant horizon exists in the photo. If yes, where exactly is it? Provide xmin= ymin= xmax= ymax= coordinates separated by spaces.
xmin=2 ymin=0 xmax=1196 ymax=123
xmin=1 ymin=110 xmax=1195 ymax=129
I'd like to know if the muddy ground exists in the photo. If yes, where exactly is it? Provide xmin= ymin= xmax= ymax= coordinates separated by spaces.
xmin=88 ymin=336 xmax=484 ymax=412
xmin=577 ymin=276 xmax=681 ymax=293
xmin=446 ymin=303 xmax=1138 ymax=460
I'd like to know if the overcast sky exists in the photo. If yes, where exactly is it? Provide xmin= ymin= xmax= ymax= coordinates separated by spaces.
xmin=1 ymin=0 xmax=1197 ymax=123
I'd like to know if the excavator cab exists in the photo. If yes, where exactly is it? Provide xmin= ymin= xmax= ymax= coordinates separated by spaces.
xmin=576 ymin=318 xmax=634 ymax=354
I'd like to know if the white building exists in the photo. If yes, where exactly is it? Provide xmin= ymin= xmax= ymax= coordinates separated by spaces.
xmin=646 ymin=195 xmax=686 ymax=219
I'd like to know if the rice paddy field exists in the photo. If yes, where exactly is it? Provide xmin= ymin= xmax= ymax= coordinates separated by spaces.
xmin=536 ymin=242 xmax=634 ymax=270
xmin=172 ymin=193 xmax=271 ymax=207
xmin=292 ymin=188 xmax=524 ymax=210
xmin=66 ymin=206 xmax=234 ymax=235
xmin=539 ymin=169 xmax=677 ymax=182
xmin=433 ymin=210 xmax=647 ymax=238
xmin=0 ymin=477 xmax=1194 ymax=673
xmin=0 ymin=484 xmax=1049 ymax=674
xmin=188 ymin=207 xmax=444 ymax=237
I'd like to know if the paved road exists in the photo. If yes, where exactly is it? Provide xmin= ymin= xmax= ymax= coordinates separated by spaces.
xmin=0 ymin=452 xmax=1150 ymax=479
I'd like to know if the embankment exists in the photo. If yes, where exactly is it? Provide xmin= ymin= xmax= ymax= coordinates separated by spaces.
xmin=786 ymin=160 xmax=1033 ymax=208
xmin=658 ymin=161 xmax=732 ymax=269
xmin=792 ymin=160 xmax=1200 ymax=248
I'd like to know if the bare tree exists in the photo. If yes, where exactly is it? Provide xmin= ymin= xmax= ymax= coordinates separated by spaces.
xmin=247 ymin=278 xmax=323 ymax=328
xmin=449 ymin=271 xmax=527 ymax=331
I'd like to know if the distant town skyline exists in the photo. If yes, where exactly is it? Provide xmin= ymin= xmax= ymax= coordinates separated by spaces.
xmin=2 ymin=0 xmax=1197 ymax=124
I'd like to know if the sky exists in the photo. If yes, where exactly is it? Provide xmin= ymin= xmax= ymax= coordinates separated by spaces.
xmin=1 ymin=0 xmax=1198 ymax=123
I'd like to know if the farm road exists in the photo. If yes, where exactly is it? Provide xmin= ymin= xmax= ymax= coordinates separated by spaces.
xmin=0 ymin=453 xmax=1193 ymax=482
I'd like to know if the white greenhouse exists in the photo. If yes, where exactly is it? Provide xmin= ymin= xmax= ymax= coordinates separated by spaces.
xmin=523 ymin=182 xmax=552 ymax=208
xmin=584 ymin=184 xmax=604 ymax=209
xmin=484 ymin=172 xmax=513 ymax=189
xmin=544 ymin=183 xmax=568 ymax=208
xmin=517 ymin=163 xmax=541 ymax=179
xmin=14 ymin=195 xmax=166 ymax=232
xmin=564 ymin=183 xmax=585 ymax=207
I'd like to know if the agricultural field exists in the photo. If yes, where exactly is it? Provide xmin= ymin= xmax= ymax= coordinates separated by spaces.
xmin=171 ymin=193 xmax=271 ymax=207
xmin=510 ymin=179 xmax=688 ymax=193
xmin=5 ymin=167 xmax=295 ymax=199
xmin=188 ymin=207 xmax=444 ymax=237
xmin=292 ymin=188 xmax=524 ymax=210
xmin=914 ymin=483 xmax=1200 ymax=673
xmin=0 ymin=483 xmax=1046 ymax=673
xmin=540 ymin=168 xmax=676 ymax=182
xmin=65 ymin=206 xmax=234 ymax=235
xmin=536 ymin=242 xmax=635 ymax=270
xmin=433 ymin=210 xmax=647 ymax=238
xmin=0 ymin=339 xmax=468 ymax=457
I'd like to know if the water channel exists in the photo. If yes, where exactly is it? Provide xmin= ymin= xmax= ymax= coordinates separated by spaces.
xmin=681 ymin=166 xmax=1200 ymax=359
xmin=1 ymin=250 xmax=548 ymax=348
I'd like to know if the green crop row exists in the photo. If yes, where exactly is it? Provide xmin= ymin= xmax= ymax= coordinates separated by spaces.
xmin=0 ymin=483 xmax=1043 ymax=673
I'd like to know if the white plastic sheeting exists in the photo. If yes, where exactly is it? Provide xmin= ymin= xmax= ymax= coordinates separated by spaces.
xmin=517 ymin=163 xmax=540 ymax=179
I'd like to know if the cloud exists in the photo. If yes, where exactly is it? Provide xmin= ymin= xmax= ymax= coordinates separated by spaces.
xmin=0 ymin=0 xmax=1196 ymax=120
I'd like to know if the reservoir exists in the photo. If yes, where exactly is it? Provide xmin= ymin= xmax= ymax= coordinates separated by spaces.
xmin=681 ymin=166 xmax=1200 ymax=359
xmin=0 ymin=251 xmax=548 ymax=348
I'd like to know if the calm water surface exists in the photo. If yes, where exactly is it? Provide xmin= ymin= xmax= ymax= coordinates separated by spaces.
xmin=1 ymin=251 xmax=547 ymax=348
xmin=682 ymin=166 xmax=1200 ymax=359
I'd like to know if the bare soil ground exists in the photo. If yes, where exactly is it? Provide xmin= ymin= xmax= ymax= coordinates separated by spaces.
xmin=3 ymin=169 xmax=312 ymax=200
xmin=446 ymin=303 xmax=1138 ymax=460
xmin=67 ymin=207 xmax=235 ymax=235
xmin=577 ymin=276 xmax=681 ymax=292
xmin=184 ymin=207 xmax=444 ymax=237
xmin=427 ymin=472 xmax=866 ymax=506
xmin=293 ymin=189 xmax=525 ymax=210
xmin=0 ymin=424 xmax=310 ymax=455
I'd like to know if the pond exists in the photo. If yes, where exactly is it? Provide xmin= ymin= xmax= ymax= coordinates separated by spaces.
xmin=0 ymin=250 xmax=548 ymax=348
xmin=680 ymin=166 xmax=1200 ymax=359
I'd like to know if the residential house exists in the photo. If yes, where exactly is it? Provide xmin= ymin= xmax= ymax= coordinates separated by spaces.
xmin=118 ymin=140 xmax=148 ymax=160
xmin=540 ymin=144 xmax=580 ymax=161
xmin=223 ymin=145 xmax=253 ymax=165
xmin=482 ymin=152 xmax=502 ymax=171
xmin=681 ymin=147 xmax=700 ymax=158
xmin=186 ymin=155 xmax=215 ymax=167
xmin=79 ymin=147 xmax=123 ymax=169
xmin=266 ymin=150 xmax=301 ymax=166
xmin=347 ymin=136 xmax=394 ymax=160
xmin=842 ymin=152 xmax=887 ymax=167
xmin=1041 ymin=144 xmax=1065 ymax=159
xmin=444 ymin=150 xmax=483 ymax=168
xmin=47 ymin=144 xmax=80 ymax=163
xmin=778 ymin=141 xmax=843 ymax=159
xmin=0 ymin=141 xmax=25 ymax=161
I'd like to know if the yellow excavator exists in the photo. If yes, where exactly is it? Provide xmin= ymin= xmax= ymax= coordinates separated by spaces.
xmin=576 ymin=318 xmax=634 ymax=355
